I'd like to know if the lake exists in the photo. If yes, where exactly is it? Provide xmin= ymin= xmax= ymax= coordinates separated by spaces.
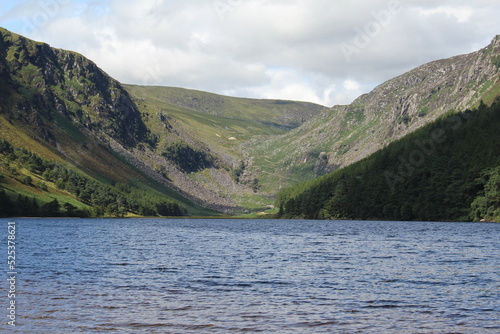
xmin=2 ymin=218 xmax=499 ymax=333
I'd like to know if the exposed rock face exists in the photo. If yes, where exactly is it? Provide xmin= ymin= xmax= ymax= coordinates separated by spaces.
xmin=341 ymin=35 xmax=499 ymax=163
xmin=354 ymin=35 xmax=500 ymax=140
xmin=1 ymin=26 xmax=499 ymax=212
xmin=0 ymin=28 xmax=148 ymax=147
xmin=0 ymin=28 xmax=238 ymax=211
xmin=247 ymin=35 xmax=500 ymax=189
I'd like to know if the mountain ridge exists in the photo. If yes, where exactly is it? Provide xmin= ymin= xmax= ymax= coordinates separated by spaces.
xmin=0 ymin=27 xmax=325 ymax=214
xmin=245 ymin=35 xmax=500 ymax=194
xmin=0 ymin=27 xmax=499 ymax=217
xmin=275 ymin=100 xmax=500 ymax=222
xmin=126 ymin=84 xmax=327 ymax=128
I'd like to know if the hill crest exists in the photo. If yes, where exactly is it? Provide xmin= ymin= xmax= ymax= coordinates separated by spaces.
xmin=0 ymin=27 xmax=499 ymax=216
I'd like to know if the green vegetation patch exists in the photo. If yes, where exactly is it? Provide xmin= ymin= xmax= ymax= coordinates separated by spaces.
xmin=276 ymin=98 xmax=500 ymax=222
xmin=0 ymin=138 xmax=187 ymax=218
xmin=162 ymin=142 xmax=214 ymax=173
xmin=492 ymin=55 xmax=500 ymax=69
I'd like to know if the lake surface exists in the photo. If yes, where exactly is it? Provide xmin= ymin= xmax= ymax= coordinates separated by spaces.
xmin=2 ymin=218 xmax=499 ymax=333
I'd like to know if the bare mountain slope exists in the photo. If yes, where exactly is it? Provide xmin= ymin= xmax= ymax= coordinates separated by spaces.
xmin=1 ymin=26 xmax=498 ymax=214
xmin=247 ymin=35 xmax=500 ymax=194
xmin=0 ymin=27 xmax=326 ymax=213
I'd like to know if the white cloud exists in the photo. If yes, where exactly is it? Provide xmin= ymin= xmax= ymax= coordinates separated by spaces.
xmin=417 ymin=6 xmax=474 ymax=23
xmin=1 ymin=0 xmax=499 ymax=106
xmin=343 ymin=80 xmax=361 ymax=91
xmin=245 ymin=68 xmax=333 ymax=105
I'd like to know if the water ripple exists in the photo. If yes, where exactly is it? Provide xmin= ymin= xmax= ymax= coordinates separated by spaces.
xmin=4 ymin=218 xmax=500 ymax=333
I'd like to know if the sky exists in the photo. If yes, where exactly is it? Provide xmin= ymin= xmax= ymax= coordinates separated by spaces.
xmin=0 ymin=0 xmax=499 ymax=106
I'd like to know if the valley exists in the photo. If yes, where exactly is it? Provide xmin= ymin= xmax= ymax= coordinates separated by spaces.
xmin=0 ymin=27 xmax=498 ymax=220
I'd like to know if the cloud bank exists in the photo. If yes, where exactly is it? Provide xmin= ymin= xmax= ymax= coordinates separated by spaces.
xmin=1 ymin=0 xmax=499 ymax=106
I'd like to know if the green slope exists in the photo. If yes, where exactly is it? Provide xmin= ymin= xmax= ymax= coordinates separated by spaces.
xmin=124 ymin=84 xmax=327 ymax=166
xmin=123 ymin=84 xmax=327 ymax=211
xmin=0 ymin=28 xmax=214 ymax=217
xmin=276 ymin=99 xmax=500 ymax=222
xmin=1 ymin=26 xmax=499 ymax=217
xmin=124 ymin=85 xmax=327 ymax=132
xmin=247 ymin=36 xmax=500 ymax=195
xmin=0 ymin=115 xmax=215 ymax=217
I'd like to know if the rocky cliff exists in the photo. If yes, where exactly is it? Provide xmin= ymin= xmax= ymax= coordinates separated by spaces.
xmin=0 ymin=28 xmax=147 ymax=147
xmin=246 ymin=35 xmax=500 ymax=193
xmin=0 ymin=28 xmax=324 ymax=212
xmin=1 ymin=26 xmax=498 ymax=214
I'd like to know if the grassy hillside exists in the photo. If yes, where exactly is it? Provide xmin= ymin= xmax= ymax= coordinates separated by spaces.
xmin=0 ymin=118 xmax=215 ymax=217
xmin=0 ymin=28 xmax=216 ymax=217
xmin=247 ymin=36 xmax=500 ymax=195
xmin=276 ymin=99 xmax=500 ymax=222
xmin=124 ymin=84 xmax=327 ymax=211
xmin=1 ymin=27 xmax=499 ymax=217
xmin=125 ymin=85 xmax=327 ymax=132
xmin=124 ymin=84 xmax=327 ymax=169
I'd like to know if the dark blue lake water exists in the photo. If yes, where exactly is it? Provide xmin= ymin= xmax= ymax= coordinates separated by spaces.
xmin=1 ymin=219 xmax=499 ymax=333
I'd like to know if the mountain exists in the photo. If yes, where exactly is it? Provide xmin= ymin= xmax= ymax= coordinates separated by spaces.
xmin=0 ymin=27 xmax=207 ymax=216
xmin=0 ymin=27 xmax=325 ymax=216
xmin=125 ymin=85 xmax=325 ymax=131
xmin=122 ymin=84 xmax=328 ymax=211
xmin=0 ymin=27 xmax=499 ymax=217
xmin=275 ymin=100 xmax=500 ymax=222
xmin=246 ymin=36 xmax=500 ymax=194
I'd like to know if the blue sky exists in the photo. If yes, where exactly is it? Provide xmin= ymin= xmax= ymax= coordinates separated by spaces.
xmin=1 ymin=0 xmax=499 ymax=106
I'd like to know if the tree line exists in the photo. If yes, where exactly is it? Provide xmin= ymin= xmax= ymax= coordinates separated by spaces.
xmin=276 ymin=99 xmax=500 ymax=222
xmin=0 ymin=140 xmax=186 ymax=217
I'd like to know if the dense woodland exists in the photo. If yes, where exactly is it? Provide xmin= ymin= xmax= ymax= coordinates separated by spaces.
xmin=0 ymin=140 xmax=186 ymax=217
xmin=276 ymin=100 xmax=500 ymax=222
